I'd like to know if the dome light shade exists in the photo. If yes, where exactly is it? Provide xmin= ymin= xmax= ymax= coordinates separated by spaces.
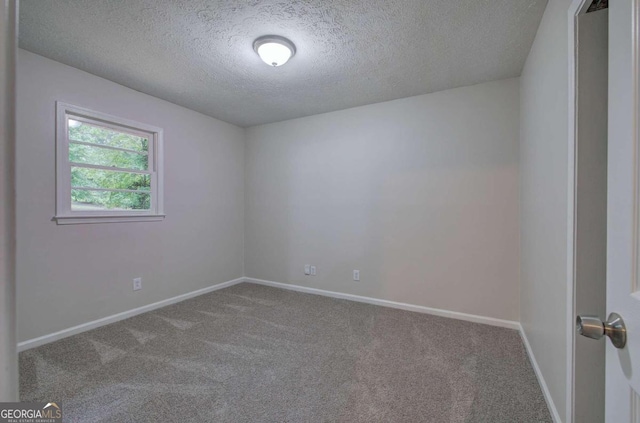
xmin=253 ymin=35 xmax=296 ymax=67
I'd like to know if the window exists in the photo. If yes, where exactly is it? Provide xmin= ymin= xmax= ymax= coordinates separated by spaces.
xmin=55 ymin=102 xmax=164 ymax=224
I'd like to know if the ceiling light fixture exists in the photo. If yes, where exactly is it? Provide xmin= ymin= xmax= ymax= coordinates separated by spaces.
xmin=253 ymin=35 xmax=296 ymax=67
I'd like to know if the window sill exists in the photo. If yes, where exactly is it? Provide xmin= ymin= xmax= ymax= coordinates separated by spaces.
xmin=54 ymin=214 xmax=166 ymax=225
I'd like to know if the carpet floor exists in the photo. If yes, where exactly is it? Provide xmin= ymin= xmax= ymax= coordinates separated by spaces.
xmin=20 ymin=283 xmax=552 ymax=422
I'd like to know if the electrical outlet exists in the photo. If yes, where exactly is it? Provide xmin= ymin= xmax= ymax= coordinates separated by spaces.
xmin=310 ymin=266 xmax=317 ymax=276
xmin=304 ymin=265 xmax=311 ymax=275
xmin=133 ymin=277 xmax=142 ymax=291
xmin=353 ymin=270 xmax=360 ymax=281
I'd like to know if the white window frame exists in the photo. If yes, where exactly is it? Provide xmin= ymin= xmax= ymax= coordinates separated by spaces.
xmin=54 ymin=102 xmax=165 ymax=225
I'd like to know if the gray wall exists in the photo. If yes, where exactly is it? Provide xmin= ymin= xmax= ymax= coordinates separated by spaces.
xmin=519 ymin=0 xmax=573 ymax=419
xmin=245 ymin=78 xmax=520 ymax=322
xmin=16 ymin=50 xmax=245 ymax=342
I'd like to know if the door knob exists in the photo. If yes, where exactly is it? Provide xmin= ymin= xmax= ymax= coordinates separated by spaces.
xmin=576 ymin=312 xmax=627 ymax=349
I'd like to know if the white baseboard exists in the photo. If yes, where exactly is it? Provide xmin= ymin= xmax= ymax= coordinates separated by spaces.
xmin=243 ymin=277 xmax=520 ymax=330
xmin=17 ymin=277 xmax=245 ymax=352
xmin=519 ymin=324 xmax=562 ymax=423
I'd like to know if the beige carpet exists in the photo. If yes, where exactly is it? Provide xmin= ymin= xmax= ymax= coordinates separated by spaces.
xmin=20 ymin=283 xmax=552 ymax=422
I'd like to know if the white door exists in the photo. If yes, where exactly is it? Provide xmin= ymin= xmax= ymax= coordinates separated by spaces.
xmin=605 ymin=0 xmax=640 ymax=421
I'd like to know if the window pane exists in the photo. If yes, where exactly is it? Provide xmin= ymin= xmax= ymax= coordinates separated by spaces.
xmin=71 ymin=189 xmax=151 ymax=211
xmin=68 ymin=118 xmax=149 ymax=153
xmin=69 ymin=142 xmax=148 ymax=171
xmin=71 ymin=167 xmax=150 ymax=191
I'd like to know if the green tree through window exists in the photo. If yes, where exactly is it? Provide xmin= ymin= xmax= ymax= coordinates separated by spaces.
xmin=68 ymin=120 xmax=151 ymax=210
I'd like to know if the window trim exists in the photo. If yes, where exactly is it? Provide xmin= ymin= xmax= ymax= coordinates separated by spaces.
xmin=54 ymin=102 xmax=165 ymax=225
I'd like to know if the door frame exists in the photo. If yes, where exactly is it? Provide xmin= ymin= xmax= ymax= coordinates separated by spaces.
xmin=566 ymin=1 xmax=602 ymax=422
xmin=0 ymin=0 xmax=19 ymax=401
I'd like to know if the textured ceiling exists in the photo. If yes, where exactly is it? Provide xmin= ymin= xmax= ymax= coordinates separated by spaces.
xmin=19 ymin=0 xmax=547 ymax=127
